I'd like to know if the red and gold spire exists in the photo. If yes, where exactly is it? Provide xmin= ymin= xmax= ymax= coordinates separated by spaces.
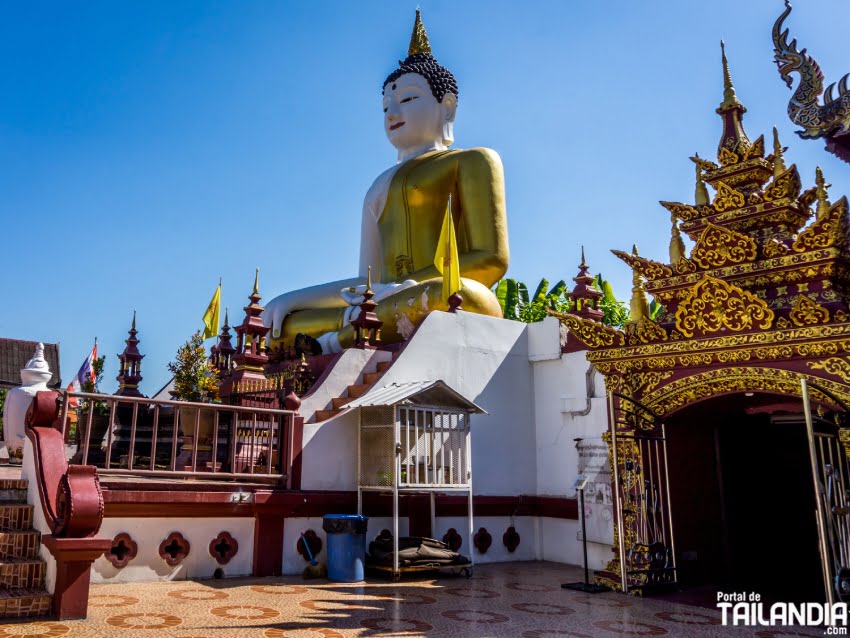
xmin=116 ymin=310 xmax=145 ymax=397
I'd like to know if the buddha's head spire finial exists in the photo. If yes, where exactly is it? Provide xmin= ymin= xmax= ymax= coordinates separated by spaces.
xmin=408 ymin=8 xmax=432 ymax=57
xmin=384 ymin=9 xmax=458 ymax=104
xmin=253 ymin=268 xmax=260 ymax=295
xmin=580 ymin=245 xmax=586 ymax=268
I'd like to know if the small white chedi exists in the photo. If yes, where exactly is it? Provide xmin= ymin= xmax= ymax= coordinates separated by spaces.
xmin=2 ymin=343 xmax=53 ymax=460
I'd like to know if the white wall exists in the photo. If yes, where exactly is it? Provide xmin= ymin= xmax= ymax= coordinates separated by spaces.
xmin=377 ymin=312 xmax=536 ymax=496
xmin=91 ymin=517 xmax=254 ymax=583
xmin=299 ymin=349 xmax=392 ymax=491
xmin=528 ymin=317 xmax=614 ymax=567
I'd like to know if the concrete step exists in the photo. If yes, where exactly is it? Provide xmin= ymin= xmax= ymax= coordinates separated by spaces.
xmin=347 ymin=383 xmax=370 ymax=399
xmin=315 ymin=409 xmax=343 ymax=423
xmin=332 ymin=396 xmax=352 ymax=410
xmin=0 ymin=530 xmax=40 ymax=560
xmin=0 ymin=504 xmax=33 ymax=532
xmin=0 ymin=587 xmax=52 ymax=619
xmin=0 ymin=479 xmax=27 ymax=504
xmin=0 ymin=558 xmax=45 ymax=590
xmin=362 ymin=371 xmax=383 ymax=385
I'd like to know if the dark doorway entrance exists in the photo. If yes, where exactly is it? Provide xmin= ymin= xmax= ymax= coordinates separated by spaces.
xmin=664 ymin=393 xmax=824 ymax=604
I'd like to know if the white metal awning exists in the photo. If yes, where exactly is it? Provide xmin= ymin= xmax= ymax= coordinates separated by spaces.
xmin=344 ymin=380 xmax=486 ymax=414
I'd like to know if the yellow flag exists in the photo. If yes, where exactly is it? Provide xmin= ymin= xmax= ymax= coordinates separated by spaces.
xmin=434 ymin=195 xmax=461 ymax=303
xmin=202 ymin=283 xmax=221 ymax=340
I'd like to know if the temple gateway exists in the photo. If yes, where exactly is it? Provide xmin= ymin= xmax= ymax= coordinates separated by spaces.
xmin=1 ymin=4 xmax=849 ymax=624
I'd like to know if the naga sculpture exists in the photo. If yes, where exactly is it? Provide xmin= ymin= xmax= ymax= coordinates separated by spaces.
xmin=773 ymin=1 xmax=850 ymax=163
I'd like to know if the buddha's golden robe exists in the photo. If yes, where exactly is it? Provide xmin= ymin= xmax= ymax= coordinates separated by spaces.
xmin=280 ymin=147 xmax=509 ymax=348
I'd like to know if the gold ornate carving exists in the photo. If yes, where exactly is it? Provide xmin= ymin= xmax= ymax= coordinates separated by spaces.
xmin=762 ymin=239 xmax=788 ymax=258
xmin=718 ymin=146 xmax=739 ymax=167
xmin=712 ymin=181 xmax=746 ymax=212
xmin=744 ymin=134 xmax=765 ymax=160
xmin=690 ymin=224 xmax=757 ymax=269
xmin=790 ymin=295 xmax=830 ymax=327
xmin=793 ymin=197 xmax=849 ymax=253
xmin=836 ymin=310 xmax=850 ymax=323
xmin=808 ymin=359 xmax=850 ymax=383
xmin=674 ymin=258 xmax=697 ymax=274
xmin=553 ymin=312 xmax=625 ymax=348
xmin=647 ymin=367 xmax=850 ymax=417
xmin=660 ymin=201 xmax=701 ymax=222
xmin=611 ymin=250 xmax=673 ymax=281
xmin=674 ymin=276 xmax=774 ymax=338
xmin=625 ymin=319 xmax=669 ymax=346
xmin=764 ymin=165 xmax=801 ymax=202
xmin=776 ymin=316 xmax=791 ymax=329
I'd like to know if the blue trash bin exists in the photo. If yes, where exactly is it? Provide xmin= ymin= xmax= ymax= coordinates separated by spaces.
xmin=322 ymin=514 xmax=368 ymax=582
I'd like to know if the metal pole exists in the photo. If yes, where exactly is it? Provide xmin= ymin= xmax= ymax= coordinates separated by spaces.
xmin=466 ymin=413 xmax=474 ymax=569
xmin=801 ymin=377 xmax=835 ymax=604
xmin=660 ymin=423 xmax=677 ymax=581
xmin=393 ymin=406 xmax=400 ymax=576
xmin=608 ymin=391 xmax=628 ymax=593
xmin=580 ymin=488 xmax=589 ymax=585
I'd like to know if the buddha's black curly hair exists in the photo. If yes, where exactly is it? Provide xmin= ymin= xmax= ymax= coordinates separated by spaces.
xmin=383 ymin=53 xmax=458 ymax=103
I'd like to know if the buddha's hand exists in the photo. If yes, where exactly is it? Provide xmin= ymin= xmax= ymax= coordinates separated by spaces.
xmin=262 ymin=291 xmax=298 ymax=340
xmin=339 ymin=279 xmax=418 ymax=306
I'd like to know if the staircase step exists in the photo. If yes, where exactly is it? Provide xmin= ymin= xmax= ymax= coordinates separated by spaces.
xmin=0 ymin=530 xmax=40 ymax=560
xmin=315 ymin=409 xmax=343 ymax=423
xmin=347 ymin=383 xmax=370 ymax=399
xmin=376 ymin=360 xmax=392 ymax=373
xmin=0 ymin=479 xmax=27 ymax=504
xmin=362 ymin=371 xmax=383 ymax=385
xmin=0 ymin=587 xmax=52 ymax=619
xmin=0 ymin=558 xmax=45 ymax=589
xmin=332 ymin=396 xmax=352 ymax=410
xmin=0 ymin=504 xmax=33 ymax=531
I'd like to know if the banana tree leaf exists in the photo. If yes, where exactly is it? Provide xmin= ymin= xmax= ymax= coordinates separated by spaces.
xmin=547 ymin=280 xmax=567 ymax=299
xmin=532 ymin=278 xmax=549 ymax=303
xmin=517 ymin=281 xmax=529 ymax=306
xmin=495 ymin=279 xmax=508 ymax=314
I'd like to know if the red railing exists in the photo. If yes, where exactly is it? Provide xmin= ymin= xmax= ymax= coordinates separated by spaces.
xmin=65 ymin=391 xmax=298 ymax=485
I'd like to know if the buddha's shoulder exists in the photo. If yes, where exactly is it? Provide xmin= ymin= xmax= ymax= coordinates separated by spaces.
xmin=443 ymin=147 xmax=503 ymax=171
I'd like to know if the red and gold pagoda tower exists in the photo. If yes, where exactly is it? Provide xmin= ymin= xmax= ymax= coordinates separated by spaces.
xmin=116 ymin=311 xmax=144 ymax=398
xmin=558 ymin=44 xmax=850 ymax=596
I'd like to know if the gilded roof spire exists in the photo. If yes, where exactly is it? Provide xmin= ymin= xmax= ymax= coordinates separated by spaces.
xmin=691 ymin=153 xmax=710 ymax=206
xmin=408 ymin=8 xmax=432 ymax=56
xmin=716 ymin=41 xmax=750 ymax=162
xmin=669 ymin=213 xmax=686 ymax=264
xmin=628 ymin=245 xmax=650 ymax=324
xmin=252 ymin=267 xmax=260 ymax=295
xmin=719 ymin=40 xmax=742 ymax=110
xmin=815 ymin=166 xmax=832 ymax=219
xmin=772 ymin=127 xmax=787 ymax=177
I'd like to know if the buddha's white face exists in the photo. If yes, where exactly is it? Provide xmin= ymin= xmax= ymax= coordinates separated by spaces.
xmin=383 ymin=73 xmax=455 ymax=158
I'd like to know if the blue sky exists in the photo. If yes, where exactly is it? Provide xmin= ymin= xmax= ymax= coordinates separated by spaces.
xmin=2 ymin=1 xmax=849 ymax=394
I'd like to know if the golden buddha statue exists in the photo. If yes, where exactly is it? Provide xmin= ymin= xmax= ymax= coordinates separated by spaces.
xmin=263 ymin=10 xmax=509 ymax=353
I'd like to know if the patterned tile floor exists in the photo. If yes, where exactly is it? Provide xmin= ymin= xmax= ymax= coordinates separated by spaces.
xmin=0 ymin=562 xmax=831 ymax=637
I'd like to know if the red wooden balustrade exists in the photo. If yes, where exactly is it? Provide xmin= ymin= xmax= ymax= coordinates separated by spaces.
xmin=65 ymin=391 xmax=299 ymax=486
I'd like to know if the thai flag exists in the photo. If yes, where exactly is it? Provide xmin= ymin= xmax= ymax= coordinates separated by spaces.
xmin=66 ymin=341 xmax=98 ymax=409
